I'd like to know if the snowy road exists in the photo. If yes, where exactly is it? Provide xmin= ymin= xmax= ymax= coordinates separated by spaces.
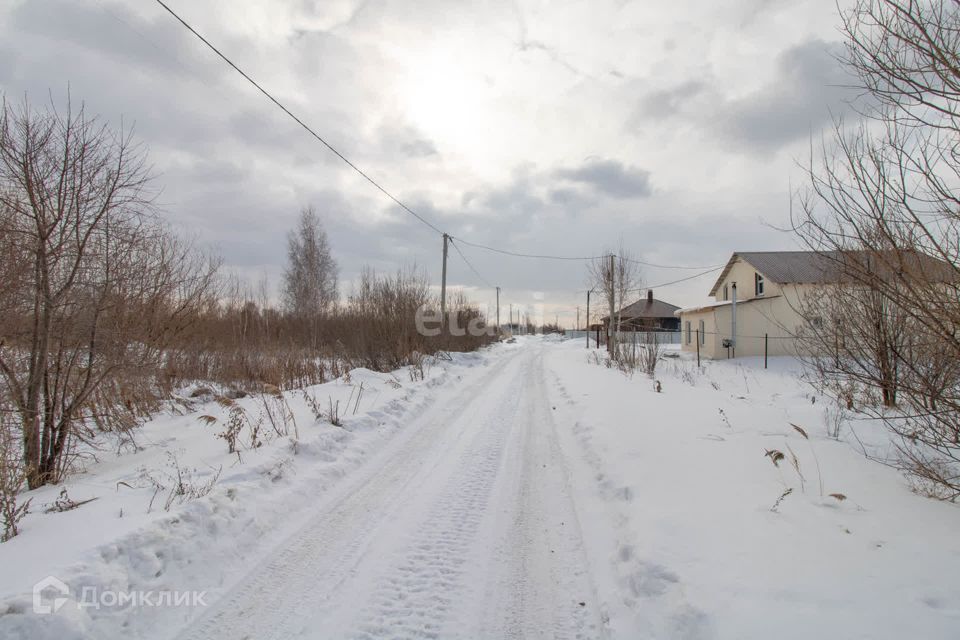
xmin=173 ymin=345 xmax=604 ymax=640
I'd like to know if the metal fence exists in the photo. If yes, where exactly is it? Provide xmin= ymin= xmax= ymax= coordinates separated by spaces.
xmin=564 ymin=330 xmax=681 ymax=346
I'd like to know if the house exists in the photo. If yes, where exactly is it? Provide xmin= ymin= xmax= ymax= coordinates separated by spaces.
xmin=674 ymin=251 xmax=838 ymax=359
xmin=602 ymin=289 xmax=681 ymax=332
xmin=674 ymin=249 xmax=955 ymax=359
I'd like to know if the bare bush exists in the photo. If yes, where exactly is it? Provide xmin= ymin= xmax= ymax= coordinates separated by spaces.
xmin=0 ymin=95 xmax=218 ymax=488
xmin=257 ymin=388 xmax=298 ymax=441
xmin=0 ymin=413 xmax=30 ymax=541
xmin=794 ymin=0 xmax=960 ymax=499
xmin=324 ymin=397 xmax=342 ymax=427
xmin=164 ymin=266 xmax=492 ymax=391
xmin=138 ymin=452 xmax=221 ymax=513
xmin=639 ymin=332 xmax=663 ymax=377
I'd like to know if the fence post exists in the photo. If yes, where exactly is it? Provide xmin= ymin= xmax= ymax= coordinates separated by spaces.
xmin=764 ymin=333 xmax=768 ymax=369
xmin=695 ymin=329 xmax=700 ymax=367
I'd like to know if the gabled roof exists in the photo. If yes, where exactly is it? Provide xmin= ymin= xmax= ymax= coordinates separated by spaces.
xmin=601 ymin=297 xmax=680 ymax=321
xmin=709 ymin=251 xmax=836 ymax=296
xmin=708 ymin=250 xmax=956 ymax=296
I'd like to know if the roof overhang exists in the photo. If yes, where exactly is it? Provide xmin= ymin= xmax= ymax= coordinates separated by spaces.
xmin=675 ymin=295 xmax=781 ymax=317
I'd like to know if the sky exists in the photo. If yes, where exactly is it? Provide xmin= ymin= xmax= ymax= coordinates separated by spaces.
xmin=0 ymin=0 xmax=860 ymax=326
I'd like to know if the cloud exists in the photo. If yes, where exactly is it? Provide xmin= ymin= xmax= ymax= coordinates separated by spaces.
xmin=715 ymin=39 xmax=858 ymax=151
xmin=376 ymin=123 xmax=438 ymax=158
xmin=554 ymin=159 xmax=653 ymax=199
xmin=629 ymin=38 xmax=859 ymax=155
xmin=0 ymin=0 xmax=850 ymax=319
xmin=636 ymin=80 xmax=707 ymax=120
xmin=10 ymin=0 xmax=222 ymax=83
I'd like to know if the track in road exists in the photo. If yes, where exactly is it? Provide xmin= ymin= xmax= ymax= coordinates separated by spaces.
xmin=172 ymin=345 xmax=603 ymax=640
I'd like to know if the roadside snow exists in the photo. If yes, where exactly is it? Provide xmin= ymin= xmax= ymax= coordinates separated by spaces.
xmin=3 ymin=337 xmax=959 ymax=640
xmin=544 ymin=340 xmax=960 ymax=639
xmin=0 ymin=347 xmax=501 ymax=639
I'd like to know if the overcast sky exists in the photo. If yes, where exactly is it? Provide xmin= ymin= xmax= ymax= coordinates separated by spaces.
xmin=0 ymin=0 xmax=859 ymax=325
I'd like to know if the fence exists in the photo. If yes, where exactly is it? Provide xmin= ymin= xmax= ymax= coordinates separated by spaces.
xmin=564 ymin=329 xmax=681 ymax=346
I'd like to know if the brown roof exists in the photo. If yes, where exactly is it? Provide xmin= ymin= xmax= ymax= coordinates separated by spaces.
xmin=709 ymin=250 xmax=957 ymax=296
xmin=601 ymin=297 xmax=680 ymax=322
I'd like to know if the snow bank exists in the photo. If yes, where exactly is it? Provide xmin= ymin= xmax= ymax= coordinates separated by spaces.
xmin=545 ymin=341 xmax=960 ymax=639
xmin=0 ymin=347 xmax=501 ymax=639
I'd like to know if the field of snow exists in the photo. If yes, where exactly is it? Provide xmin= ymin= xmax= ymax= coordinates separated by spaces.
xmin=1 ymin=336 xmax=959 ymax=639
xmin=544 ymin=339 xmax=960 ymax=638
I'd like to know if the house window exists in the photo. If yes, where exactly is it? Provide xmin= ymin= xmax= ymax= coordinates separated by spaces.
xmin=755 ymin=273 xmax=764 ymax=296
xmin=699 ymin=320 xmax=705 ymax=345
xmin=723 ymin=284 xmax=729 ymax=301
xmin=685 ymin=321 xmax=691 ymax=344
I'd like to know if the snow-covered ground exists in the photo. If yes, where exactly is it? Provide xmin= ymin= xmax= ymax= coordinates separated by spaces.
xmin=2 ymin=337 xmax=959 ymax=639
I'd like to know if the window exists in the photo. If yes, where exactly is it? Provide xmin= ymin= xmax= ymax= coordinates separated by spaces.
xmin=755 ymin=272 xmax=764 ymax=296
xmin=685 ymin=321 xmax=691 ymax=344
xmin=699 ymin=320 xmax=705 ymax=345
xmin=723 ymin=284 xmax=729 ymax=301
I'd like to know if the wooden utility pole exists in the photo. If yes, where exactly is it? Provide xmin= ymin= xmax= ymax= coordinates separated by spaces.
xmin=496 ymin=286 xmax=501 ymax=334
xmin=608 ymin=254 xmax=616 ymax=356
xmin=440 ymin=233 xmax=449 ymax=333
xmin=586 ymin=289 xmax=591 ymax=349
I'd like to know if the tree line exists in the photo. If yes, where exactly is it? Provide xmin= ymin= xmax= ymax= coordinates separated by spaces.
xmin=0 ymin=96 xmax=490 ymax=501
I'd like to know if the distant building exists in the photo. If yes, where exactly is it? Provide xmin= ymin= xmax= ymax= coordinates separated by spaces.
xmin=601 ymin=289 xmax=680 ymax=332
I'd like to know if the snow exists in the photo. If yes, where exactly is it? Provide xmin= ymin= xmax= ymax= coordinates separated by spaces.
xmin=544 ymin=341 xmax=960 ymax=638
xmin=2 ymin=337 xmax=959 ymax=639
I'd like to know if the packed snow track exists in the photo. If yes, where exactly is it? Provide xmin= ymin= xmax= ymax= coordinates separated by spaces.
xmin=173 ymin=345 xmax=604 ymax=640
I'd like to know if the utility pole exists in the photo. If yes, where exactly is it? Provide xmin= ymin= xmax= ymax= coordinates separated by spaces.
xmin=576 ymin=307 xmax=580 ymax=332
xmin=509 ymin=303 xmax=513 ymax=332
xmin=496 ymin=286 xmax=501 ymax=334
xmin=608 ymin=254 xmax=616 ymax=357
xmin=586 ymin=289 xmax=591 ymax=349
xmin=440 ymin=233 xmax=449 ymax=333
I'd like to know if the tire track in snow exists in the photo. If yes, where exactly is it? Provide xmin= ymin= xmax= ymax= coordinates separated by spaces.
xmin=347 ymin=387 xmax=518 ymax=640
xmin=170 ymin=349 xmax=527 ymax=640
xmin=478 ymin=347 xmax=605 ymax=640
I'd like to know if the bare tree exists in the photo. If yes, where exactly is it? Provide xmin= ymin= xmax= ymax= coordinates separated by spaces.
xmin=588 ymin=245 xmax=642 ymax=359
xmin=282 ymin=206 xmax=338 ymax=319
xmin=0 ymin=95 xmax=219 ymax=488
xmin=0 ymin=410 xmax=30 ymax=542
xmin=794 ymin=0 xmax=960 ymax=498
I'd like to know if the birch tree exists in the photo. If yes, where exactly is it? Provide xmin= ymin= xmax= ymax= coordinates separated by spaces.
xmin=282 ymin=206 xmax=338 ymax=319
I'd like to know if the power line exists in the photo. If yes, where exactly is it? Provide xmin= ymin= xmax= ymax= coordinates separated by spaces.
xmin=152 ymin=0 xmax=445 ymax=236
xmin=572 ymin=266 xmax=721 ymax=295
xmin=151 ymin=1 xmax=728 ymax=281
xmin=452 ymin=237 xmax=605 ymax=261
xmin=620 ymin=256 xmax=724 ymax=270
xmin=449 ymin=239 xmax=495 ymax=289
xmin=645 ymin=267 xmax=723 ymax=290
